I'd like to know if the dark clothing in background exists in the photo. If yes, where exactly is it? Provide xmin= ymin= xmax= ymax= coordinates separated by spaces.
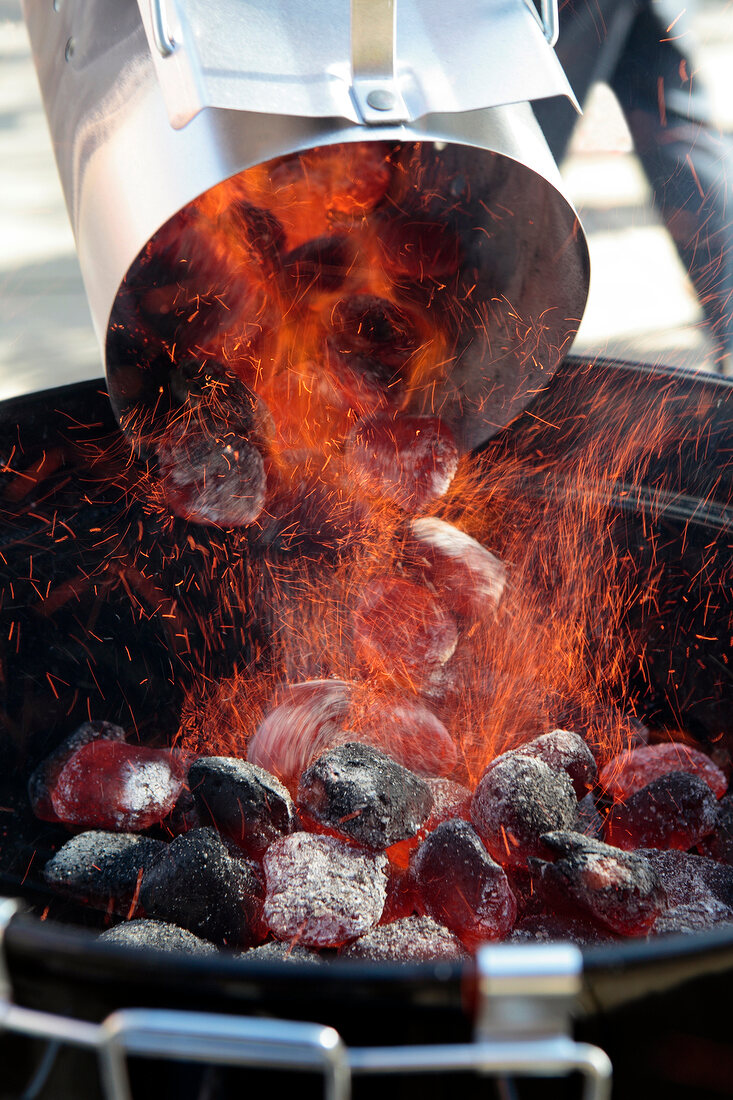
xmin=535 ymin=0 xmax=733 ymax=367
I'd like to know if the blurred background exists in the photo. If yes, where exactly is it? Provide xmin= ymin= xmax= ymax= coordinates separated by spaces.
xmin=2 ymin=0 xmax=733 ymax=402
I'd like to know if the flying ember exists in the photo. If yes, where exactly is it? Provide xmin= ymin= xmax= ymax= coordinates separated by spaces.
xmin=20 ymin=140 xmax=732 ymax=956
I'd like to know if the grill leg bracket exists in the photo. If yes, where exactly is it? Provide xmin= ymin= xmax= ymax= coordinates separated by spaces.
xmin=473 ymin=943 xmax=612 ymax=1100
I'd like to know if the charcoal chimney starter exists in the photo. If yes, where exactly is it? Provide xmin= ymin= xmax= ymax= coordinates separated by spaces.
xmin=21 ymin=0 xmax=589 ymax=455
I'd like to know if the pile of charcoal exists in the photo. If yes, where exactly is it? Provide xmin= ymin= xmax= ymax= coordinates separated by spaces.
xmin=31 ymin=716 xmax=733 ymax=960
xmin=112 ymin=141 xmax=472 ymax=536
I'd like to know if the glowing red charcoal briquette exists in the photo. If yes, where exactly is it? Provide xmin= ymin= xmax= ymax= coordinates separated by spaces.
xmin=604 ymin=771 xmax=719 ymax=851
xmin=599 ymin=742 xmax=727 ymax=802
xmin=406 ymin=516 xmax=506 ymax=622
xmin=155 ymin=418 xmax=267 ymax=528
xmin=353 ymin=696 xmax=457 ymax=777
xmin=352 ymin=574 xmax=458 ymax=687
xmin=28 ymin=719 xmax=126 ymax=822
xmin=345 ymin=413 xmax=459 ymax=513
xmin=247 ymin=680 xmax=352 ymax=786
xmin=532 ymin=832 xmax=665 ymax=937
xmin=50 ymin=741 xmax=187 ymax=832
xmin=412 ymin=819 xmax=517 ymax=946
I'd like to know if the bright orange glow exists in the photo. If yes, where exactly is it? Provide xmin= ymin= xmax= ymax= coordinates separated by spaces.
xmin=107 ymin=142 xmax=688 ymax=789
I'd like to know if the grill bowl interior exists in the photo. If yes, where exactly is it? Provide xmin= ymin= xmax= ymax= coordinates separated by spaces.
xmin=0 ymin=355 xmax=730 ymax=1099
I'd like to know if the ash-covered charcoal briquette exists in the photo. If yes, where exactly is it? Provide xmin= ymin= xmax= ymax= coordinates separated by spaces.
xmin=189 ymin=756 xmax=297 ymax=855
xmin=573 ymin=792 xmax=605 ymax=839
xmin=44 ymin=831 xmax=165 ymax=912
xmin=510 ymin=911 xmax=612 ymax=945
xmin=344 ymin=412 xmax=459 ymax=513
xmin=238 ymin=940 xmax=325 ymax=964
xmin=639 ymin=848 xmax=733 ymax=912
xmin=298 ymin=742 xmax=433 ymax=850
xmin=642 ymin=848 xmax=733 ymax=933
xmin=514 ymin=729 xmax=598 ymax=798
xmin=155 ymin=416 xmax=267 ymax=528
xmin=412 ymin=819 xmax=517 ymax=946
xmin=139 ymin=827 xmax=264 ymax=948
xmin=471 ymin=754 xmax=577 ymax=869
xmin=100 ymin=919 xmax=217 ymax=956
xmin=340 ymin=915 xmax=467 ymax=961
xmin=599 ymin=741 xmax=727 ymax=802
xmin=405 ymin=517 xmax=506 ymax=623
xmin=652 ymin=901 xmax=733 ymax=935
xmin=699 ymin=794 xmax=733 ymax=864
xmin=424 ymin=777 xmax=473 ymax=831
xmin=530 ymin=831 xmax=665 ymax=936
xmin=29 ymin=720 xmax=126 ymax=822
xmin=263 ymin=833 xmax=388 ymax=948
xmin=604 ymin=771 xmax=718 ymax=851
xmin=50 ymin=741 xmax=188 ymax=832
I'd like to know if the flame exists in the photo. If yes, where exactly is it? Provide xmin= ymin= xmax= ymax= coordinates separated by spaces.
xmin=96 ymin=141 xmax=717 ymax=787
xmin=171 ymin=383 xmax=676 ymax=787
xmin=175 ymin=404 xmax=668 ymax=786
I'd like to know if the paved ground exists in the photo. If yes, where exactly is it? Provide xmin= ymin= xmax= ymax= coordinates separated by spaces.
xmin=1 ymin=1 xmax=733 ymax=401
xmin=0 ymin=2 xmax=101 ymax=400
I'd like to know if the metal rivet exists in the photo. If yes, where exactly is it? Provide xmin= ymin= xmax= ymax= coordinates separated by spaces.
xmin=366 ymin=89 xmax=396 ymax=112
xmin=64 ymin=36 xmax=75 ymax=61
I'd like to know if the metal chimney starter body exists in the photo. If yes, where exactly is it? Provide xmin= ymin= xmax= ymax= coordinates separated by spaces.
xmin=22 ymin=0 xmax=590 ymax=454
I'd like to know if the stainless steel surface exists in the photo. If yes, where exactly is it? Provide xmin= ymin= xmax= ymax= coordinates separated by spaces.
xmin=474 ymin=945 xmax=612 ymax=1100
xmin=131 ymin=0 xmax=575 ymax=131
xmin=6 ymin=1 xmax=727 ymax=405
xmin=0 ymin=897 xmax=612 ymax=1100
xmin=351 ymin=0 xmax=409 ymax=124
xmin=21 ymin=0 xmax=589 ymax=451
xmin=150 ymin=0 xmax=177 ymax=57
xmin=0 ymin=898 xmax=19 ymax=1002
xmin=476 ymin=943 xmax=581 ymax=1045
xmin=539 ymin=0 xmax=559 ymax=45
xmin=99 ymin=1011 xmax=351 ymax=1100
xmin=477 ymin=943 xmax=583 ymax=1001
